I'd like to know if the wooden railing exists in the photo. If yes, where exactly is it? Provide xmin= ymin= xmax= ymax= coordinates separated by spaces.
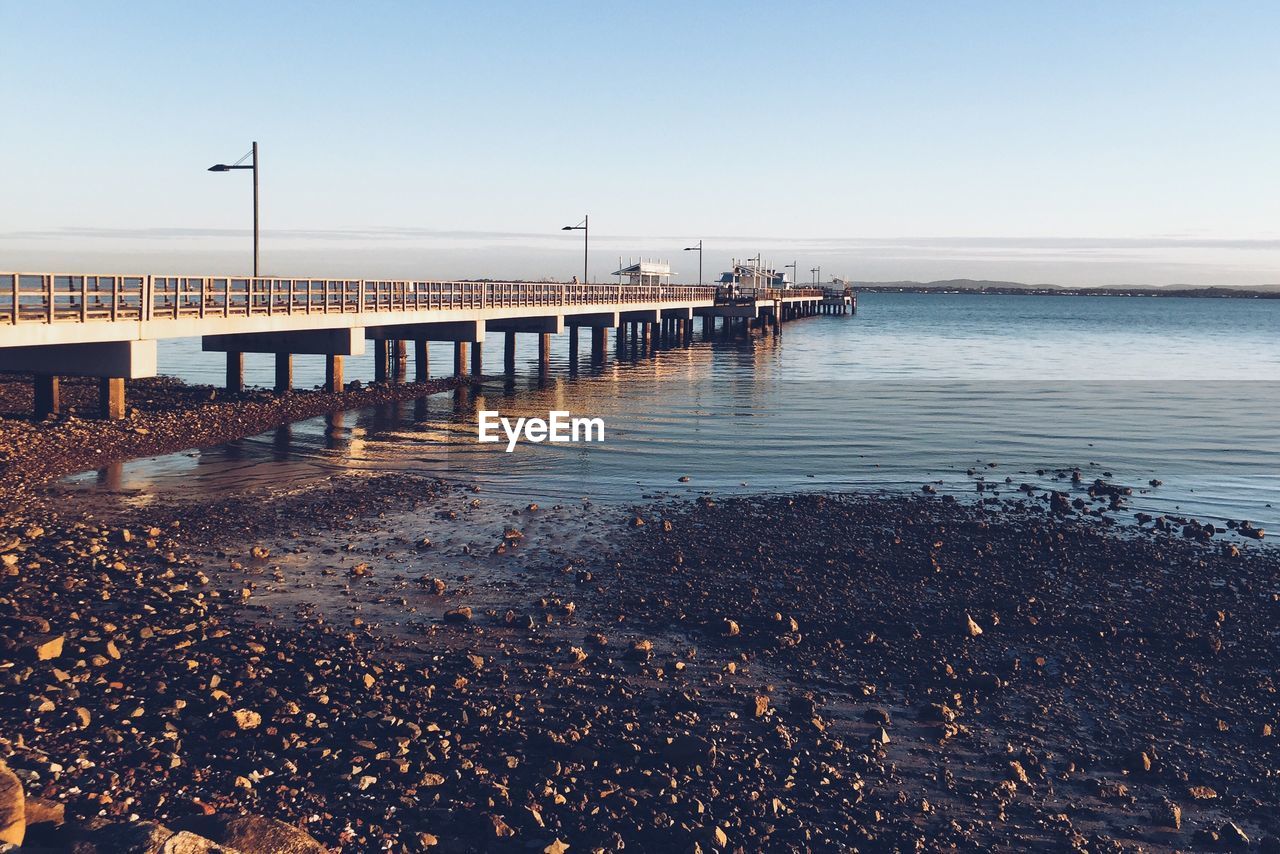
xmin=0 ymin=274 xmax=718 ymax=325
xmin=714 ymin=285 xmax=827 ymax=304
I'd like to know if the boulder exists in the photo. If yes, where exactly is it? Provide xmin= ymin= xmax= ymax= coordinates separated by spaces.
xmin=24 ymin=795 xmax=64 ymax=829
xmin=0 ymin=761 xmax=23 ymax=846
xmin=90 ymin=820 xmax=177 ymax=853
xmin=178 ymin=814 xmax=325 ymax=854
xmin=162 ymin=830 xmax=244 ymax=853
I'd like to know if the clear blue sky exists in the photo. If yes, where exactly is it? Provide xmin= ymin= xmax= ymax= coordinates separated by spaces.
xmin=3 ymin=1 xmax=1279 ymax=285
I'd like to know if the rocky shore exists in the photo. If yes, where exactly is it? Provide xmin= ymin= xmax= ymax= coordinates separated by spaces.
xmin=0 ymin=374 xmax=460 ymax=510
xmin=2 ymin=467 xmax=1278 ymax=852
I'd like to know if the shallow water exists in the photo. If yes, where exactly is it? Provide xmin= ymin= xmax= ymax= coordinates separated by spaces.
xmin=65 ymin=293 xmax=1280 ymax=531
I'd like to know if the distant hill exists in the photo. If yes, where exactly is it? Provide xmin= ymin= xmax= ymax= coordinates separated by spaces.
xmin=850 ymin=279 xmax=1280 ymax=298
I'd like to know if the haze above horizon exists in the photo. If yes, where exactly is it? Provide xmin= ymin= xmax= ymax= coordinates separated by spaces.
xmin=3 ymin=1 xmax=1279 ymax=287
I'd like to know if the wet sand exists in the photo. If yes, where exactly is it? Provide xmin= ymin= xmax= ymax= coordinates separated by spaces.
xmin=2 ymin=464 xmax=1278 ymax=852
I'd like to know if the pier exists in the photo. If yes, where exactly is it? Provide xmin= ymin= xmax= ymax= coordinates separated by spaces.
xmin=0 ymin=273 xmax=853 ymax=420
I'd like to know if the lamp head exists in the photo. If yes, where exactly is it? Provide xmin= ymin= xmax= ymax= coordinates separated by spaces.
xmin=208 ymin=164 xmax=231 ymax=172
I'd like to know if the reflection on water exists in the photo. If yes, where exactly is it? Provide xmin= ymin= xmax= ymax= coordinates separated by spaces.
xmin=64 ymin=293 xmax=1280 ymax=530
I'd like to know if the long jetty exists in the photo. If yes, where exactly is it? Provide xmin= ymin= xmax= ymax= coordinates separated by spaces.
xmin=0 ymin=273 xmax=855 ymax=420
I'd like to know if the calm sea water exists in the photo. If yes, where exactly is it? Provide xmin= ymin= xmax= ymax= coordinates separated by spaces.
xmin=67 ymin=293 xmax=1280 ymax=531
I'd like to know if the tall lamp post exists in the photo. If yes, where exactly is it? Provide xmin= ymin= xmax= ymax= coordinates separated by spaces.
xmin=683 ymin=239 xmax=703 ymax=286
xmin=208 ymin=141 xmax=260 ymax=277
xmin=811 ymin=266 xmax=821 ymax=287
xmin=561 ymin=215 xmax=588 ymax=284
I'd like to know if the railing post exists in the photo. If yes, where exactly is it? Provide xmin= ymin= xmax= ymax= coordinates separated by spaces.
xmin=45 ymin=274 xmax=53 ymax=323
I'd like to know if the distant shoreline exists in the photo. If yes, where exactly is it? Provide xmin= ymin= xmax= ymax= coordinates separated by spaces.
xmin=854 ymin=284 xmax=1280 ymax=299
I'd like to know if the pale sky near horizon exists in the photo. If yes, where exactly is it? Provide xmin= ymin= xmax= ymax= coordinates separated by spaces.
xmin=3 ymin=1 xmax=1279 ymax=286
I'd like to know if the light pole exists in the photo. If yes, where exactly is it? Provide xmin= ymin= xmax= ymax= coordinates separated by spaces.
xmin=784 ymin=261 xmax=797 ymax=288
xmin=811 ymin=266 xmax=821 ymax=287
xmin=208 ymin=141 xmax=260 ymax=277
xmin=683 ymin=239 xmax=703 ymax=286
xmin=561 ymin=215 xmax=588 ymax=284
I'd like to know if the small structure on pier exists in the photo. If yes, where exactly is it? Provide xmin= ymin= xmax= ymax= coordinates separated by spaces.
xmin=613 ymin=260 xmax=673 ymax=287
xmin=718 ymin=261 xmax=790 ymax=292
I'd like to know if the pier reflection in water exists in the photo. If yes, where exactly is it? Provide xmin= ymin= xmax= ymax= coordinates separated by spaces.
xmin=62 ymin=293 xmax=1280 ymax=532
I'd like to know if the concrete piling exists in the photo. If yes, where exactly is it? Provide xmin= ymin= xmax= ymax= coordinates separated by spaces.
xmin=374 ymin=339 xmax=389 ymax=383
xmin=99 ymin=377 xmax=125 ymax=420
xmin=504 ymin=331 xmax=516 ymax=375
xmin=591 ymin=327 xmax=607 ymax=362
xmin=414 ymin=340 xmax=429 ymax=383
xmin=394 ymin=339 xmax=407 ymax=382
xmin=454 ymin=342 xmax=468 ymax=377
xmin=274 ymin=353 xmax=292 ymax=393
xmin=325 ymin=354 xmax=344 ymax=392
xmin=33 ymin=374 xmax=59 ymax=419
xmin=226 ymin=352 xmax=244 ymax=393
xmin=538 ymin=333 xmax=551 ymax=374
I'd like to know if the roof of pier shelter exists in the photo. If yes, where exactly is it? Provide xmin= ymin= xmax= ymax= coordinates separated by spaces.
xmin=612 ymin=260 xmax=673 ymax=279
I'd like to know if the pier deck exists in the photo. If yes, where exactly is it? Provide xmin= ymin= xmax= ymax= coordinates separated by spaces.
xmin=0 ymin=272 xmax=850 ymax=419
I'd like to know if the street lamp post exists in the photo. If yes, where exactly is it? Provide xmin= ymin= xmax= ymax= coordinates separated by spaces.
xmin=561 ymin=215 xmax=588 ymax=284
xmin=683 ymin=239 xmax=703 ymax=286
xmin=811 ymin=266 xmax=821 ymax=287
xmin=208 ymin=141 xmax=260 ymax=277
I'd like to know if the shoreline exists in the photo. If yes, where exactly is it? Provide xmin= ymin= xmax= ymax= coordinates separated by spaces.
xmin=1 ymin=474 xmax=1277 ymax=851
xmin=0 ymin=373 xmax=464 ymax=514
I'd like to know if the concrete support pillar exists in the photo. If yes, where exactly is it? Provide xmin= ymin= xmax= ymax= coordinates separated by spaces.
xmin=470 ymin=341 xmax=483 ymax=377
xmin=325 ymin=354 xmax=344 ymax=392
xmin=374 ymin=339 xmax=389 ymax=383
xmin=99 ymin=377 xmax=125 ymax=420
xmin=454 ymin=341 xmax=468 ymax=377
xmin=568 ymin=326 xmax=579 ymax=366
xmin=643 ymin=322 xmax=653 ymax=349
xmin=702 ymin=316 xmax=713 ymax=337
xmin=33 ymin=374 xmax=60 ymax=420
xmin=274 ymin=353 xmax=292 ymax=393
xmin=504 ymin=331 xmax=516 ymax=375
xmin=394 ymin=339 xmax=407 ymax=382
xmin=226 ymin=352 xmax=244 ymax=393
xmin=591 ymin=326 xmax=607 ymax=362
xmin=414 ymin=340 xmax=429 ymax=383
xmin=538 ymin=333 xmax=551 ymax=373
